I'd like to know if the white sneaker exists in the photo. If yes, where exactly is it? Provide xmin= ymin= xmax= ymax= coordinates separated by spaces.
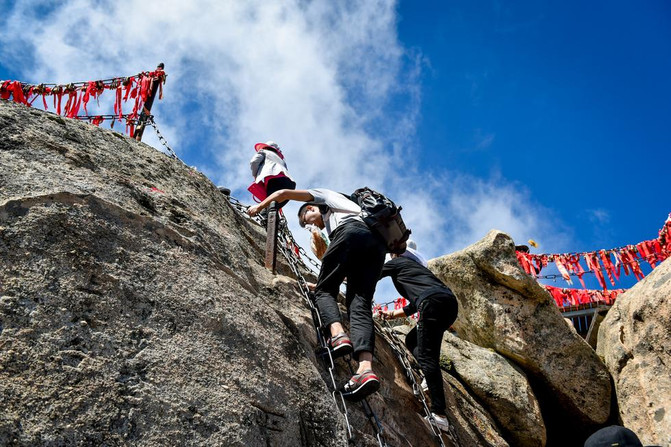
xmin=420 ymin=378 xmax=429 ymax=392
xmin=426 ymin=413 xmax=450 ymax=432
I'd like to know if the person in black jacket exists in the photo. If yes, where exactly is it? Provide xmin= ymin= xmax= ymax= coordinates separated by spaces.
xmin=378 ymin=243 xmax=458 ymax=431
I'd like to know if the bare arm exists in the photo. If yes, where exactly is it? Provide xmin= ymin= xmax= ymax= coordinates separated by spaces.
xmin=379 ymin=308 xmax=407 ymax=320
xmin=247 ymin=189 xmax=315 ymax=216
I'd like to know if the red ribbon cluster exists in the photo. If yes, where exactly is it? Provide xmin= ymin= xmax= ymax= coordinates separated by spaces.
xmin=517 ymin=213 xmax=671 ymax=290
xmin=374 ymin=298 xmax=419 ymax=320
xmin=373 ymin=303 xmax=384 ymax=316
xmin=544 ymin=285 xmax=624 ymax=307
xmin=1 ymin=67 xmax=166 ymax=136
xmin=393 ymin=297 xmax=409 ymax=310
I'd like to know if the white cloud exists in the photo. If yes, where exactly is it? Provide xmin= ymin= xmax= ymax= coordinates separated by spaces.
xmin=0 ymin=0 xmax=571 ymax=271
xmin=475 ymin=129 xmax=495 ymax=149
xmin=394 ymin=173 xmax=571 ymax=261
xmin=586 ymin=208 xmax=610 ymax=225
xmin=0 ymin=0 xmax=408 ymax=189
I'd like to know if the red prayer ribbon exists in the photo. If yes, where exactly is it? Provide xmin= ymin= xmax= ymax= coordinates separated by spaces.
xmin=1 ymin=68 xmax=167 ymax=137
xmin=517 ymin=214 xmax=671 ymax=291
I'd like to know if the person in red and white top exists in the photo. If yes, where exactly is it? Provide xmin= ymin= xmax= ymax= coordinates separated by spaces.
xmin=248 ymin=141 xmax=296 ymax=208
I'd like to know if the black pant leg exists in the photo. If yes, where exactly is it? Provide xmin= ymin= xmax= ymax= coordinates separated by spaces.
xmin=346 ymin=284 xmax=377 ymax=359
xmin=313 ymin=228 xmax=349 ymax=329
xmin=342 ymin=222 xmax=386 ymax=360
xmin=264 ymin=177 xmax=296 ymax=209
xmin=405 ymin=326 xmax=418 ymax=359
xmin=416 ymin=295 xmax=455 ymax=414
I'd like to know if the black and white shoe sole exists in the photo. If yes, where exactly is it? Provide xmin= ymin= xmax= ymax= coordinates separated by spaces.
xmin=342 ymin=378 xmax=380 ymax=402
xmin=330 ymin=343 xmax=353 ymax=359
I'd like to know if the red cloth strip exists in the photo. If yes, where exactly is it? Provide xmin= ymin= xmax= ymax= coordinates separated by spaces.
xmin=544 ymin=285 xmax=626 ymax=308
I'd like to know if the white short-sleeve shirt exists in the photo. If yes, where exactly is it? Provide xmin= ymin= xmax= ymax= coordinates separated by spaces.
xmin=307 ymin=188 xmax=362 ymax=235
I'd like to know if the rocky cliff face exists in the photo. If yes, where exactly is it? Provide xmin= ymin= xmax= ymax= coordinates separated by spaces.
xmin=2 ymin=100 xmax=669 ymax=447
xmin=597 ymin=258 xmax=671 ymax=447
xmin=0 ymin=100 xmax=478 ymax=447
xmin=0 ymin=101 xmax=346 ymax=446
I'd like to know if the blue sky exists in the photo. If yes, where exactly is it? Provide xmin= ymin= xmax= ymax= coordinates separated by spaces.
xmin=1 ymin=0 xmax=669 ymax=293
xmin=394 ymin=1 xmax=671 ymax=288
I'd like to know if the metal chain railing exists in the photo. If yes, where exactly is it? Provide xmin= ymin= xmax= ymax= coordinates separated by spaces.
xmin=376 ymin=321 xmax=456 ymax=446
xmin=228 ymin=196 xmax=262 ymax=222
xmin=225 ymin=196 xmax=363 ymax=441
xmin=275 ymin=233 xmax=357 ymax=440
xmin=276 ymin=213 xmax=322 ymax=273
xmin=146 ymin=116 xmax=178 ymax=159
xmin=275 ymin=217 xmax=390 ymax=446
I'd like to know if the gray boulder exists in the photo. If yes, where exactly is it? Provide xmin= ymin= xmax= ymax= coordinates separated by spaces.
xmin=597 ymin=258 xmax=671 ymax=447
xmin=429 ymin=230 xmax=612 ymax=445
xmin=389 ymin=325 xmax=510 ymax=446
xmin=441 ymin=331 xmax=546 ymax=447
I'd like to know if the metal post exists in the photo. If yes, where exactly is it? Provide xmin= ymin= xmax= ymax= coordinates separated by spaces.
xmin=264 ymin=201 xmax=279 ymax=273
xmin=135 ymin=63 xmax=165 ymax=141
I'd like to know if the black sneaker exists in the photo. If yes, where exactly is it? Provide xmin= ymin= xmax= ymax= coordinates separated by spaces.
xmin=341 ymin=370 xmax=380 ymax=401
xmin=329 ymin=333 xmax=353 ymax=359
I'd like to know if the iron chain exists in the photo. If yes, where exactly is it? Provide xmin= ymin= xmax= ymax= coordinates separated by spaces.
xmin=146 ymin=115 xmax=178 ymax=159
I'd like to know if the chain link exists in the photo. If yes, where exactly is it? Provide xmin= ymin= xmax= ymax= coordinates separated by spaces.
xmin=376 ymin=322 xmax=455 ymax=446
xmin=146 ymin=115 xmax=178 ymax=159
xmin=276 ymin=213 xmax=323 ymax=273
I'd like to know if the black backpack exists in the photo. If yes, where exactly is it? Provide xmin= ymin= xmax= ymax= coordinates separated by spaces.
xmin=348 ymin=187 xmax=411 ymax=254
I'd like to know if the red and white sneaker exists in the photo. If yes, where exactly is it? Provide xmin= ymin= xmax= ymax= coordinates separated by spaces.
xmin=329 ymin=333 xmax=353 ymax=359
xmin=341 ymin=370 xmax=380 ymax=401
